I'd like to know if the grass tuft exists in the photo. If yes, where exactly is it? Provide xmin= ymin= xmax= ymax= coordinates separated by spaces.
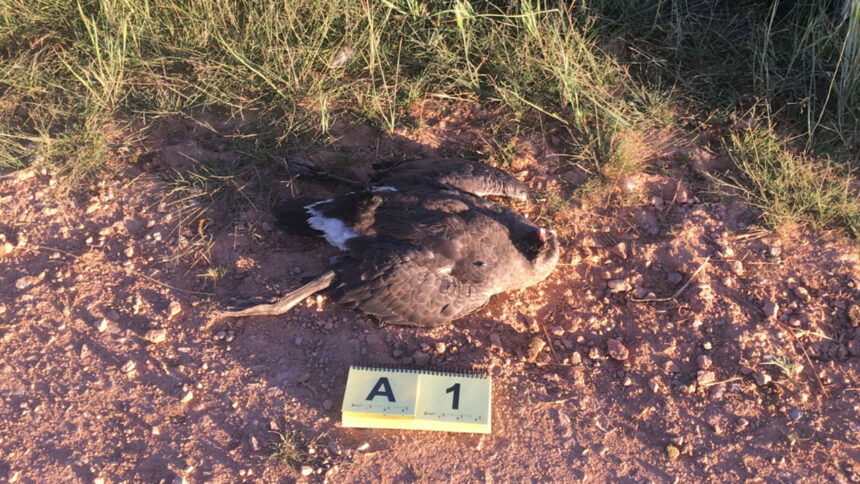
xmin=0 ymin=0 xmax=857 ymax=236
xmin=721 ymin=119 xmax=859 ymax=238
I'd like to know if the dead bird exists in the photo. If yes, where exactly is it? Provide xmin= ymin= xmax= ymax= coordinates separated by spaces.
xmin=216 ymin=186 xmax=559 ymax=327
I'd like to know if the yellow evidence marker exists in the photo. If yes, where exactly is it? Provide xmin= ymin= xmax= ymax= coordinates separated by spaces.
xmin=341 ymin=365 xmax=492 ymax=434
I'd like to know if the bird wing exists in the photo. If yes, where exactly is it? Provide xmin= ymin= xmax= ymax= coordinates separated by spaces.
xmin=330 ymin=240 xmax=490 ymax=327
xmin=375 ymin=158 xmax=529 ymax=200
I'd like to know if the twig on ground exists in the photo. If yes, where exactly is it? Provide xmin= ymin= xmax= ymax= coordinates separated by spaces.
xmin=785 ymin=327 xmax=830 ymax=398
xmin=698 ymin=376 xmax=743 ymax=389
xmin=632 ymin=256 xmax=711 ymax=303
xmin=535 ymin=310 xmax=562 ymax=365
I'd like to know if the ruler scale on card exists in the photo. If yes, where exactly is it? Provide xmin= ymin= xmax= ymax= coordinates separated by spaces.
xmin=341 ymin=365 xmax=492 ymax=434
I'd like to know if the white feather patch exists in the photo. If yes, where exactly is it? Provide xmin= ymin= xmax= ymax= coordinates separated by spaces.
xmin=305 ymin=200 xmax=358 ymax=251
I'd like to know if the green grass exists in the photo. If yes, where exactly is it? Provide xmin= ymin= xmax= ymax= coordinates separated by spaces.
xmin=0 ymin=0 xmax=857 ymax=236
xmin=721 ymin=115 xmax=860 ymax=237
xmin=267 ymin=430 xmax=325 ymax=469
xmin=268 ymin=431 xmax=306 ymax=468
xmin=589 ymin=0 xmax=860 ymax=161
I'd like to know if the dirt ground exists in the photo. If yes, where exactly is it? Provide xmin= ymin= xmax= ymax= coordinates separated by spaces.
xmin=1 ymin=106 xmax=859 ymax=483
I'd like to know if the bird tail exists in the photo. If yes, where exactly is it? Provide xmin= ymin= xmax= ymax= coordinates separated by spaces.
xmin=274 ymin=200 xmax=322 ymax=237
xmin=215 ymin=271 xmax=336 ymax=319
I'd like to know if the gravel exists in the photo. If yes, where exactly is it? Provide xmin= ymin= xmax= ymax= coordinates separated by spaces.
xmin=754 ymin=371 xmax=772 ymax=386
xmin=696 ymin=370 xmax=716 ymax=386
xmin=526 ymin=337 xmax=546 ymax=362
xmin=762 ymin=301 xmax=779 ymax=319
xmin=144 ymin=329 xmax=167 ymax=344
xmin=606 ymin=339 xmax=629 ymax=361
xmin=607 ymin=279 xmax=632 ymax=293
xmin=667 ymin=272 xmax=683 ymax=285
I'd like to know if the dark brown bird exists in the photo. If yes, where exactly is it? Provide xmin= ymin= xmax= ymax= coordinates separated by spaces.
xmin=217 ymin=186 xmax=559 ymax=327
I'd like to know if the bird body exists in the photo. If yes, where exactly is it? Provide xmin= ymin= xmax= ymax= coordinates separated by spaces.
xmin=306 ymin=188 xmax=558 ymax=326
xmin=221 ymin=185 xmax=559 ymax=327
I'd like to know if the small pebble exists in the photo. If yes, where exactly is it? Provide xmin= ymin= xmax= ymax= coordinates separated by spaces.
xmin=570 ymin=351 xmax=582 ymax=365
xmin=607 ymin=279 xmax=632 ymax=293
xmin=849 ymin=305 xmax=860 ymax=327
xmin=121 ymin=360 xmax=136 ymax=373
xmin=665 ymin=444 xmax=680 ymax=461
xmin=167 ymin=300 xmax=184 ymax=321
xmin=301 ymin=467 xmax=314 ymax=477
xmin=610 ymin=241 xmax=628 ymax=259
xmin=794 ymin=286 xmax=810 ymax=301
xmin=96 ymin=318 xmax=110 ymax=332
xmin=697 ymin=355 xmax=712 ymax=370
xmin=356 ymin=442 xmax=370 ymax=451
xmin=754 ymin=371 xmax=772 ymax=386
xmin=144 ymin=329 xmax=167 ymax=344
xmin=709 ymin=383 xmax=726 ymax=400
xmin=434 ymin=342 xmax=446 ymax=354
xmin=294 ymin=336 xmax=303 ymax=346
xmin=606 ymin=338 xmax=629 ymax=361
xmin=762 ymin=301 xmax=778 ymax=319
xmin=667 ymin=272 xmax=683 ymax=285
xmin=526 ymin=337 xmax=546 ymax=362
xmin=323 ymin=399 xmax=333 ymax=411
xmin=550 ymin=326 xmax=565 ymax=336
xmin=180 ymin=390 xmax=194 ymax=403
xmin=789 ymin=409 xmax=803 ymax=421
xmin=696 ymin=370 xmax=716 ymax=386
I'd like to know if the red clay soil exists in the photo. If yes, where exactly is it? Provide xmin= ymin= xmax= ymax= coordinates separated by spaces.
xmin=1 ymin=111 xmax=859 ymax=483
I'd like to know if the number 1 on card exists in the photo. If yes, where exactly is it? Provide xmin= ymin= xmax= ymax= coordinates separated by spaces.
xmin=416 ymin=374 xmax=490 ymax=426
xmin=446 ymin=383 xmax=460 ymax=410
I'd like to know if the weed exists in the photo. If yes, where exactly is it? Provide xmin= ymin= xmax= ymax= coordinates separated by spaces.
xmin=761 ymin=354 xmax=804 ymax=385
xmin=198 ymin=265 xmax=227 ymax=283
xmin=268 ymin=430 xmax=327 ymax=469
xmin=719 ymin=120 xmax=860 ymax=237
xmin=268 ymin=431 xmax=306 ymax=468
